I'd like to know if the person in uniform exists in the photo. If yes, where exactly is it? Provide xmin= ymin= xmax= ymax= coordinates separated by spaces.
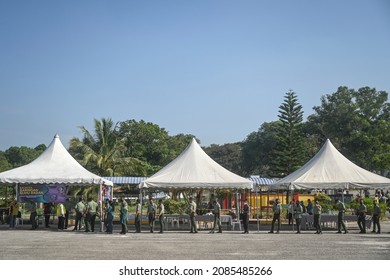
xmin=188 ymin=197 xmax=198 ymax=233
xmin=43 ymin=203 xmax=52 ymax=228
xmin=85 ymin=197 xmax=98 ymax=232
xmin=269 ymin=198 xmax=281 ymax=234
xmin=119 ymin=198 xmax=128 ymax=234
xmin=287 ymin=201 xmax=294 ymax=225
xmin=56 ymin=202 xmax=65 ymax=230
xmin=135 ymin=198 xmax=142 ymax=233
xmin=147 ymin=198 xmax=156 ymax=233
xmin=106 ymin=200 xmax=114 ymax=234
xmin=242 ymin=199 xmax=250 ymax=234
xmin=29 ymin=203 xmax=38 ymax=230
xmin=157 ymin=199 xmax=165 ymax=233
xmin=357 ymin=199 xmax=367 ymax=233
xmin=372 ymin=200 xmax=381 ymax=234
xmin=313 ymin=199 xmax=322 ymax=234
xmin=73 ymin=198 xmax=85 ymax=231
xmin=209 ymin=198 xmax=222 ymax=233
xmin=335 ymin=198 xmax=348 ymax=234
xmin=293 ymin=200 xmax=303 ymax=233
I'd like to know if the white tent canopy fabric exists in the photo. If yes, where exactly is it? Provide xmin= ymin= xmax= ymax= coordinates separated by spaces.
xmin=269 ymin=139 xmax=390 ymax=190
xmin=0 ymin=134 xmax=113 ymax=186
xmin=139 ymin=138 xmax=253 ymax=190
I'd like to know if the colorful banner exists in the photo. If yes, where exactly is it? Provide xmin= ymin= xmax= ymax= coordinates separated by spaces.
xmin=18 ymin=184 xmax=68 ymax=203
xmin=99 ymin=184 xmax=112 ymax=202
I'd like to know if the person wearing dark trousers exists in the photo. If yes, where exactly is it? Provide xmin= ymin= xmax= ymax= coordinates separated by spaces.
xmin=73 ymin=198 xmax=85 ymax=231
xmin=64 ymin=198 xmax=72 ymax=229
xmin=242 ymin=199 xmax=250 ymax=234
xmin=44 ymin=203 xmax=52 ymax=228
xmin=29 ymin=203 xmax=38 ymax=230
xmin=372 ymin=200 xmax=381 ymax=234
xmin=357 ymin=199 xmax=367 ymax=233
xmin=335 ymin=199 xmax=348 ymax=234
xmin=135 ymin=199 xmax=142 ymax=233
xmin=209 ymin=198 xmax=222 ymax=234
xmin=106 ymin=200 xmax=114 ymax=234
xmin=269 ymin=198 xmax=281 ymax=234
xmin=147 ymin=198 xmax=156 ymax=233
xmin=56 ymin=202 xmax=65 ymax=230
xmin=86 ymin=197 xmax=98 ymax=232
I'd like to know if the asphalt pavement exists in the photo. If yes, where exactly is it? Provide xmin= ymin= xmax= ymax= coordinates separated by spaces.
xmin=0 ymin=220 xmax=389 ymax=260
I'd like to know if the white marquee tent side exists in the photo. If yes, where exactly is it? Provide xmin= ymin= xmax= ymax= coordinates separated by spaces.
xmin=139 ymin=138 xmax=253 ymax=190
xmin=0 ymin=134 xmax=113 ymax=186
xmin=269 ymin=139 xmax=390 ymax=191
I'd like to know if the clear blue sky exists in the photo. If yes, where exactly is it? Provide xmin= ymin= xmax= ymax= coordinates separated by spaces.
xmin=1 ymin=0 xmax=389 ymax=150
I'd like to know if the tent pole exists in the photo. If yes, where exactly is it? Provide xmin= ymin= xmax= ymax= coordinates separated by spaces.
xmin=15 ymin=183 xmax=19 ymax=202
xmin=291 ymin=184 xmax=294 ymax=232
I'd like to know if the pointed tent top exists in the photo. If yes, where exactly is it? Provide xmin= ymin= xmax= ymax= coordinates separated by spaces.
xmin=270 ymin=138 xmax=390 ymax=190
xmin=0 ymin=134 xmax=113 ymax=186
xmin=140 ymin=138 xmax=253 ymax=190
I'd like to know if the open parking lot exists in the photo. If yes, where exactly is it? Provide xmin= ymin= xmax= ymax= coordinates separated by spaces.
xmin=0 ymin=221 xmax=389 ymax=260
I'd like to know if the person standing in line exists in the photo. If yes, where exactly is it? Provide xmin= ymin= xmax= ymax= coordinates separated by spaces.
xmin=63 ymin=198 xmax=72 ymax=230
xmin=9 ymin=201 xmax=19 ymax=229
xmin=335 ymin=199 xmax=348 ymax=234
xmin=119 ymin=198 xmax=128 ymax=234
xmin=106 ymin=200 xmax=114 ymax=234
xmin=294 ymin=200 xmax=303 ymax=234
xmin=72 ymin=198 xmax=85 ymax=231
xmin=86 ymin=197 xmax=99 ymax=232
xmin=242 ymin=199 xmax=250 ymax=234
xmin=372 ymin=200 xmax=381 ymax=234
xmin=269 ymin=198 xmax=281 ymax=234
xmin=307 ymin=199 xmax=313 ymax=215
xmin=157 ymin=199 xmax=165 ymax=233
xmin=209 ymin=198 xmax=222 ymax=234
xmin=188 ymin=197 xmax=198 ymax=233
xmin=29 ymin=203 xmax=38 ymax=230
xmin=43 ymin=203 xmax=52 ymax=228
xmin=313 ymin=200 xmax=322 ymax=234
xmin=56 ymin=202 xmax=65 ymax=230
xmin=135 ymin=198 xmax=142 ymax=233
xmin=357 ymin=199 xmax=367 ymax=233
xmin=147 ymin=198 xmax=156 ymax=233
xmin=287 ymin=201 xmax=294 ymax=225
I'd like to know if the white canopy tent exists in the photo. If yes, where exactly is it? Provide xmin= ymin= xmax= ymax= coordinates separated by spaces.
xmin=139 ymin=138 xmax=253 ymax=190
xmin=0 ymin=134 xmax=112 ymax=186
xmin=269 ymin=139 xmax=390 ymax=191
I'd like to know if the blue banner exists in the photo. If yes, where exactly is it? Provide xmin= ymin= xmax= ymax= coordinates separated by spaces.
xmin=18 ymin=184 xmax=68 ymax=203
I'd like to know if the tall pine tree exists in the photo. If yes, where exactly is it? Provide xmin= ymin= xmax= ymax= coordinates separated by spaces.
xmin=270 ymin=90 xmax=305 ymax=177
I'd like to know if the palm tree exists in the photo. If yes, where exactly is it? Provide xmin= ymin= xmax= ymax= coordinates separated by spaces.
xmin=70 ymin=118 xmax=147 ymax=177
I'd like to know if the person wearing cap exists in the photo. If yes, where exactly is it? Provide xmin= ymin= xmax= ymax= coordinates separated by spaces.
xmin=242 ymin=199 xmax=250 ymax=234
xmin=357 ymin=199 xmax=367 ymax=233
xmin=209 ymin=198 xmax=222 ymax=233
xmin=135 ymin=198 xmax=142 ymax=233
xmin=294 ymin=200 xmax=303 ymax=233
xmin=188 ymin=197 xmax=198 ymax=233
xmin=269 ymin=198 xmax=281 ymax=234
xmin=157 ymin=199 xmax=165 ymax=233
xmin=147 ymin=198 xmax=156 ymax=233
xmin=313 ymin=199 xmax=322 ymax=234
xmin=335 ymin=199 xmax=348 ymax=234
xmin=73 ymin=198 xmax=85 ymax=231
xmin=372 ymin=200 xmax=381 ymax=234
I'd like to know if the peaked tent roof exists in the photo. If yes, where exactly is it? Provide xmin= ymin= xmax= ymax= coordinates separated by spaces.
xmin=139 ymin=138 xmax=253 ymax=190
xmin=0 ymin=134 xmax=113 ymax=186
xmin=269 ymin=139 xmax=390 ymax=190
